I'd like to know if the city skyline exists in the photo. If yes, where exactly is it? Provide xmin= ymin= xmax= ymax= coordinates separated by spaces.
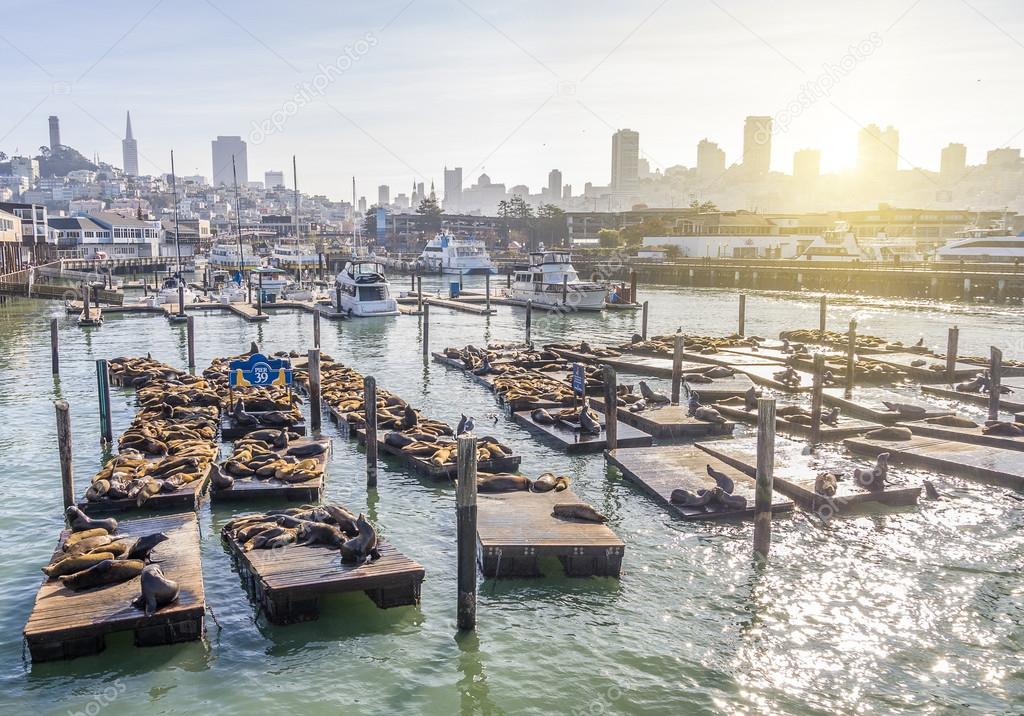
xmin=4 ymin=1 xmax=1024 ymax=198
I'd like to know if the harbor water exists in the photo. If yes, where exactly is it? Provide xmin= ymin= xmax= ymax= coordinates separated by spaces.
xmin=1 ymin=279 xmax=1022 ymax=715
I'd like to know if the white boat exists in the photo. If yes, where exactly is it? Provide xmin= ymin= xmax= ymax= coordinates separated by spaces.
xmin=508 ymin=251 xmax=606 ymax=311
xmin=250 ymin=266 xmax=290 ymax=300
xmin=280 ymin=282 xmax=317 ymax=302
xmin=332 ymin=260 xmax=399 ymax=317
xmin=155 ymin=276 xmax=196 ymax=306
xmin=417 ymin=232 xmax=497 ymax=275
xmin=218 ymin=280 xmax=247 ymax=304
xmin=272 ymin=241 xmax=322 ymax=270
xmin=935 ymin=222 xmax=1024 ymax=263
xmin=210 ymin=240 xmax=261 ymax=271
xmin=796 ymin=222 xmax=869 ymax=261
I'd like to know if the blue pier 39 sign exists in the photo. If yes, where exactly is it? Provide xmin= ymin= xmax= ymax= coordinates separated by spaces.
xmin=229 ymin=353 xmax=294 ymax=388
xmin=571 ymin=363 xmax=586 ymax=396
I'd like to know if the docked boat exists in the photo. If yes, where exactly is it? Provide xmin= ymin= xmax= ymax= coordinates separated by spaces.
xmin=332 ymin=260 xmax=399 ymax=317
xmin=209 ymin=240 xmax=261 ymax=271
xmin=795 ymin=222 xmax=869 ymax=261
xmin=508 ymin=251 xmax=606 ymax=311
xmin=272 ymin=241 xmax=322 ymax=271
xmin=217 ymin=279 xmax=247 ymax=304
xmin=155 ymin=276 xmax=196 ymax=306
xmin=935 ymin=222 xmax=1024 ymax=263
xmin=416 ymin=232 xmax=497 ymax=275
xmin=249 ymin=266 xmax=290 ymax=300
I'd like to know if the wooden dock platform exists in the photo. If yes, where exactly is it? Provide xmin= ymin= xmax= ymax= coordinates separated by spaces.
xmin=713 ymin=403 xmax=878 ymax=441
xmin=822 ymin=387 xmax=953 ymax=424
xmin=844 ymin=435 xmax=1024 ymax=489
xmin=684 ymin=373 xmax=756 ymax=401
xmin=424 ymin=296 xmax=496 ymax=315
xmin=220 ymin=414 xmax=307 ymax=441
xmin=24 ymin=513 xmax=205 ymax=662
xmin=865 ymin=352 xmax=979 ymax=382
xmin=225 ymin=534 xmax=424 ymax=624
xmin=212 ymin=437 xmax=331 ymax=503
xmin=589 ymin=397 xmax=735 ymax=439
xmin=696 ymin=442 xmax=921 ymax=512
xmin=896 ymin=420 xmax=1024 ymax=452
xmin=358 ymin=428 xmax=521 ymax=479
xmin=78 ymin=463 xmax=213 ymax=515
xmin=733 ymin=363 xmax=813 ymax=393
xmin=606 ymin=446 xmax=793 ymax=520
xmin=77 ymin=306 xmax=102 ymax=327
xmin=921 ymin=384 xmax=1024 ymax=414
xmin=548 ymin=347 xmax=702 ymax=377
xmin=476 ymin=489 xmax=625 ymax=577
xmin=510 ymin=410 xmax=651 ymax=453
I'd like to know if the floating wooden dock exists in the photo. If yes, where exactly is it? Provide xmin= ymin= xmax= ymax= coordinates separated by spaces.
xmin=696 ymin=442 xmax=921 ymax=512
xmin=896 ymin=420 xmax=1024 ymax=452
xmin=220 ymin=414 xmax=307 ymax=441
xmin=476 ymin=489 xmax=624 ymax=577
xmin=510 ymin=410 xmax=651 ymax=453
xmin=589 ymin=397 xmax=735 ymax=439
xmin=226 ymin=535 xmax=424 ymax=624
xmin=357 ymin=428 xmax=521 ymax=479
xmin=921 ymin=384 xmax=1024 ymax=414
xmin=684 ymin=373 xmax=756 ymax=401
xmin=77 ymin=306 xmax=102 ymax=327
xmin=78 ymin=463 xmax=213 ymax=515
xmin=713 ymin=403 xmax=878 ymax=441
xmin=844 ymin=435 xmax=1024 ymax=489
xmin=822 ymin=387 xmax=952 ymax=424
xmin=212 ymin=437 xmax=331 ymax=503
xmin=865 ymin=352 xmax=979 ymax=382
xmin=606 ymin=446 xmax=793 ymax=520
xmin=24 ymin=513 xmax=205 ymax=662
xmin=424 ymin=296 xmax=496 ymax=315
xmin=733 ymin=363 xmax=813 ymax=393
xmin=548 ymin=347 xmax=699 ymax=377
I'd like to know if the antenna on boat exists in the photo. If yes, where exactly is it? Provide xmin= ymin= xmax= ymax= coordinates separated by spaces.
xmin=170 ymin=149 xmax=182 ymax=278
xmin=293 ymin=155 xmax=299 ymax=243
xmin=232 ymin=155 xmax=244 ymax=277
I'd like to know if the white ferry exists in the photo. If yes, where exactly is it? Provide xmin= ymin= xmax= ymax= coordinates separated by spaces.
xmin=796 ymin=222 xmax=869 ymax=262
xmin=935 ymin=222 xmax=1024 ymax=263
xmin=272 ymin=241 xmax=321 ymax=271
xmin=209 ymin=240 xmax=261 ymax=271
xmin=417 ymin=232 xmax=497 ymax=275
xmin=508 ymin=251 xmax=606 ymax=311
xmin=332 ymin=260 xmax=399 ymax=317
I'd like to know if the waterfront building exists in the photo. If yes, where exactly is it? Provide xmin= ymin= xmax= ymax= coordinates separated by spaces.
xmin=0 ymin=201 xmax=50 ymax=263
xmin=940 ymin=143 xmax=967 ymax=181
xmin=697 ymin=139 xmax=726 ymax=180
xmin=0 ymin=208 xmax=20 ymax=271
xmin=265 ymin=170 xmax=285 ymax=190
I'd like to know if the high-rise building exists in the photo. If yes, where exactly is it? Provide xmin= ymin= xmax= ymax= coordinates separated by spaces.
xmin=264 ymin=170 xmax=285 ymax=190
xmin=547 ymin=169 xmax=562 ymax=200
xmin=696 ymin=139 xmax=726 ymax=179
xmin=358 ymin=196 xmax=367 ymax=214
xmin=940 ymin=143 xmax=967 ymax=180
xmin=857 ymin=124 xmax=899 ymax=175
xmin=378 ymin=184 xmax=390 ymax=206
xmin=986 ymin=147 xmax=1020 ymax=167
xmin=211 ymin=136 xmax=248 ymax=187
xmin=48 ymin=116 xmax=61 ymax=150
xmin=443 ymin=166 xmax=463 ymax=211
xmin=742 ymin=116 xmax=772 ymax=175
xmin=122 ymin=111 xmax=139 ymax=177
xmin=611 ymin=129 xmax=639 ymax=191
xmin=793 ymin=148 xmax=821 ymax=182
xmin=562 ymin=184 xmax=572 ymax=200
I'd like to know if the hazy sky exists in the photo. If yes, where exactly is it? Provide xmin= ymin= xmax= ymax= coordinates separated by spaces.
xmin=4 ymin=0 xmax=1024 ymax=199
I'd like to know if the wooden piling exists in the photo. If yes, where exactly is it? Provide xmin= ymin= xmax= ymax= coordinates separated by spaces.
xmin=313 ymin=309 xmax=321 ymax=349
xmin=417 ymin=276 xmax=423 ymax=313
xmin=738 ymin=293 xmax=746 ymax=337
xmin=809 ymin=353 xmax=824 ymax=446
xmin=96 ymin=359 xmax=113 ymax=445
xmin=525 ymin=300 xmax=533 ymax=345
xmin=335 ymin=286 xmax=342 ymax=314
xmin=671 ymin=334 xmax=684 ymax=404
xmin=753 ymin=396 xmax=776 ymax=560
xmin=177 ymin=283 xmax=185 ymax=317
xmin=411 ymin=272 xmax=416 ymax=291
xmin=50 ymin=318 xmax=59 ymax=375
xmin=641 ymin=301 xmax=649 ymax=340
xmin=257 ymin=273 xmax=264 ymax=316
xmin=989 ymin=346 xmax=1003 ymax=421
xmin=364 ymin=376 xmax=378 ymax=486
xmin=422 ymin=303 xmax=430 ymax=356
xmin=55 ymin=400 xmax=74 ymax=509
xmin=83 ymin=285 xmax=91 ymax=321
xmin=562 ymin=275 xmax=568 ymax=305
xmin=818 ymin=295 xmax=827 ymax=337
xmin=946 ymin=326 xmax=959 ymax=384
xmin=456 ymin=434 xmax=478 ymax=631
xmin=308 ymin=349 xmax=322 ymax=434
xmin=485 ymin=273 xmax=491 ymax=312
xmin=629 ymin=270 xmax=638 ymax=303
xmin=603 ymin=365 xmax=618 ymax=450
xmin=845 ymin=319 xmax=857 ymax=399
xmin=186 ymin=315 xmax=195 ymax=369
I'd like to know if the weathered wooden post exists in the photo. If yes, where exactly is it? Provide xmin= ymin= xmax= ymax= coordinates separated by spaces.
xmin=96 ymin=359 xmax=113 ymax=445
xmin=946 ymin=326 xmax=959 ymax=384
xmin=55 ymin=399 xmax=74 ymax=509
xmin=456 ymin=434 xmax=478 ymax=631
xmin=308 ymin=348 xmax=322 ymax=434
xmin=738 ymin=293 xmax=746 ymax=337
xmin=422 ymin=303 xmax=430 ymax=356
xmin=671 ymin=334 xmax=684 ymax=404
xmin=507 ymin=269 xmax=512 ymax=289
xmin=603 ymin=364 xmax=618 ymax=450
xmin=50 ymin=318 xmax=59 ymax=375
xmin=177 ymin=282 xmax=185 ymax=317
xmin=186 ymin=315 xmax=196 ymax=369
xmin=809 ymin=353 xmax=825 ymax=446
xmin=753 ymin=396 xmax=776 ymax=560
xmin=819 ymin=295 xmax=827 ymax=338
xmin=335 ymin=285 xmax=342 ymax=315
xmin=525 ymin=300 xmax=533 ymax=345
xmin=629 ymin=269 xmax=638 ymax=304
xmin=845 ymin=319 xmax=857 ymax=399
xmin=83 ymin=285 xmax=91 ymax=321
xmin=257 ymin=272 xmax=264 ymax=315
xmin=641 ymin=301 xmax=649 ymax=340
xmin=247 ymin=279 xmax=253 ymax=305
xmin=485 ymin=272 xmax=491 ymax=312
xmin=561 ymin=274 xmax=568 ymax=306
xmin=989 ymin=346 xmax=1003 ymax=421
xmin=364 ymin=375 xmax=378 ymax=486
xmin=411 ymin=271 xmax=416 ymax=292
xmin=417 ymin=276 xmax=423 ymax=313
xmin=313 ymin=309 xmax=321 ymax=349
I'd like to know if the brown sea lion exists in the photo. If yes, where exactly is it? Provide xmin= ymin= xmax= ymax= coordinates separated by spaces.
xmin=982 ymin=421 xmax=1024 ymax=437
xmin=65 ymin=506 xmax=117 ymax=534
xmin=477 ymin=474 xmax=532 ymax=492
xmin=340 ymin=514 xmax=380 ymax=564
xmin=43 ymin=552 xmax=116 ymax=578
xmin=865 ymin=426 xmax=913 ymax=441
xmin=530 ymin=472 xmax=570 ymax=493
xmin=125 ymin=532 xmax=169 ymax=561
xmin=59 ymin=559 xmax=145 ymax=591
xmin=926 ymin=415 xmax=979 ymax=428
xmin=814 ymin=472 xmax=838 ymax=497
xmin=552 ymin=503 xmax=607 ymax=522
xmin=132 ymin=564 xmax=179 ymax=616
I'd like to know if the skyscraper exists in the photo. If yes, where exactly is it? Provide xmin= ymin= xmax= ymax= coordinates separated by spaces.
xmin=48 ymin=116 xmax=61 ymax=150
xmin=793 ymin=148 xmax=821 ymax=182
xmin=211 ymin=136 xmax=248 ymax=186
xmin=857 ymin=124 xmax=899 ymax=175
xmin=264 ymin=170 xmax=285 ymax=189
xmin=940 ymin=143 xmax=967 ymax=180
xmin=611 ymin=129 xmax=639 ymax=191
xmin=122 ymin=111 xmax=139 ymax=177
xmin=696 ymin=139 xmax=726 ymax=179
xmin=378 ymin=184 xmax=390 ymax=206
xmin=547 ymin=169 xmax=562 ymax=200
xmin=742 ymin=116 xmax=772 ymax=175
xmin=443 ymin=166 xmax=463 ymax=212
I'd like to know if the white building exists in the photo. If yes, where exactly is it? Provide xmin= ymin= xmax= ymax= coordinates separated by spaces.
xmin=10 ymin=157 xmax=39 ymax=183
xmin=265 ymin=170 xmax=285 ymax=189
xmin=641 ymin=234 xmax=804 ymax=259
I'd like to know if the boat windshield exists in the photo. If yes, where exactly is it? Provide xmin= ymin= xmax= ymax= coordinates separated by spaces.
xmin=543 ymin=252 xmax=571 ymax=264
xmin=351 ymin=262 xmax=385 ymax=276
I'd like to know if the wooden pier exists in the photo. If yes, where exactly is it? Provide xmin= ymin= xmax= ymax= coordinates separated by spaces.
xmin=476 ymin=489 xmax=624 ymax=577
xmin=821 ymin=387 xmax=953 ymax=424
xmin=589 ymin=397 xmax=735 ymax=439
xmin=844 ymin=434 xmax=1024 ymax=489
xmin=865 ymin=352 xmax=979 ymax=382
xmin=24 ymin=513 xmax=205 ymax=662
xmin=510 ymin=409 xmax=651 ymax=453
xmin=713 ymin=403 xmax=878 ymax=441
xmin=220 ymin=415 xmax=307 ymax=441
xmin=356 ymin=427 xmax=521 ymax=479
xmin=896 ymin=420 xmax=1024 ymax=452
xmin=77 ymin=306 xmax=102 ymax=327
xmin=424 ymin=296 xmax=496 ymax=315
xmin=212 ymin=437 xmax=331 ymax=503
xmin=684 ymin=373 xmax=756 ymax=401
xmin=606 ymin=446 xmax=793 ymax=520
xmin=79 ymin=463 xmax=213 ymax=515
xmin=921 ymin=383 xmax=1024 ymax=414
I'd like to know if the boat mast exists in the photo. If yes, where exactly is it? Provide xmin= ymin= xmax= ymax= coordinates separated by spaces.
xmin=293 ymin=155 xmax=300 ymax=280
xmin=232 ymin=155 xmax=244 ymax=277
xmin=170 ymin=149 xmax=182 ymax=277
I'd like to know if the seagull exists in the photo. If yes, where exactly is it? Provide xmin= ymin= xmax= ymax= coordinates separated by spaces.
xmin=457 ymin=414 xmax=475 ymax=435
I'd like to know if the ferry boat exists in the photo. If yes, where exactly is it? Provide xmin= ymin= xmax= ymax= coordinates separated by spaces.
xmin=272 ymin=241 xmax=321 ymax=271
xmin=795 ymin=222 xmax=869 ymax=262
xmin=417 ymin=232 xmax=497 ymax=275
xmin=935 ymin=222 xmax=1024 ymax=263
xmin=332 ymin=260 xmax=399 ymax=317
xmin=209 ymin=240 xmax=261 ymax=271
xmin=508 ymin=251 xmax=606 ymax=311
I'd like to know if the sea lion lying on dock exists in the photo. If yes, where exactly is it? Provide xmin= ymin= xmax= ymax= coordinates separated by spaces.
xmin=477 ymin=474 xmax=532 ymax=492
xmin=639 ymin=381 xmax=670 ymax=405
xmin=132 ymin=564 xmax=179 ymax=616
xmin=880 ymin=402 xmax=928 ymax=420
xmin=340 ymin=514 xmax=381 ymax=564
xmin=530 ymin=472 xmax=570 ymax=493
xmin=982 ymin=421 xmax=1024 ymax=437
xmin=59 ymin=558 xmax=145 ymax=591
xmin=926 ymin=415 xmax=979 ymax=428
xmin=772 ymin=367 xmax=802 ymax=387
xmin=65 ymin=506 xmax=117 ymax=534
xmin=814 ymin=472 xmax=838 ymax=497
xmin=865 ymin=426 xmax=913 ymax=441
xmin=531 ymin=408 xmax=556 ymax=425
xmin=551 ymin=503 xmax=607 ymax=523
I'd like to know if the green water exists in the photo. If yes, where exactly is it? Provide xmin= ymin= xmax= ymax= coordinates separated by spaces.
xmin=1 ymin=281 xmax=1022 ymax=715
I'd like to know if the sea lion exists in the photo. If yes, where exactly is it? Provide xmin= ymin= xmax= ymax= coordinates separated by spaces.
xmin=631 ymin=333 xmax=643 ymax=344
xmin=926 ymin=415 xmax=979 ymax=428
xmin=881 ymin=402 xmax=928 ymax=420
xmin=385 ymin=431 xmax=415 ymax=448
xmin=821 ymin=407 xmax=841 ymax=426
xmin=64 ymin=528 xmax=111 ymax=549
xmin=43 ymin=552 xmax=116 ymax=578
xmin=247 ymin=428 xmax=289 ymax=448
xmin=65 ymin=506 xmax=117 ymax=534
xmin=64 ymin=534 xmax=115 ymax=554
xmin=126 ymin=532 xmax=170 ymax=561
xmin=210 ymin=464 xmax=234 ymax=490
xmin=288 ymin=441 xmax=328 ymax=457
xmin=772 ymin=367 xmax=801 ymax=386
xmin=232 ymin=398 xmax=260 ymax=426
xmin=693 ymin=406 xmax=726 ymax=424
xmin=578 ymin=404 xmax=602 ymax=435
xmin=705 ymin=366 xmax=735 ymax=379
xmin=682 ymin=373 xmax=713 ymax=384
xmin=531 ymin=408 xmax=556 ymax=425
xmin=552 ymin=503 xmax=607 ymax=523
xmin=399 ymin=404 xmax=418 ymax=430
xmin=923 ymin=480 xmax=940 ymax=500
xmin=865 ymin=426 xmax=913 ymax=441
xmin=323 ymin=504 xmax=360 ymax=536
xmin=787 ymin=414 xmax=813 ymax=426
xmin=59 ymin=558 xmax=145 ymax=591
xmin=295 ymin=520 xmax=346 ymax=547
xmin=706 ymin=464 xmax=735 ymax=493
xmin=639 ymin=381 xmax=670 ymax=405
xmin=777 ymin=405 xmax=809 ymax=418
xmin=717 ymin=491 xmax=748 ymax=510
xmin=132 ymin=564 xmax=179 ymax=616
xmin=910 ymin=359 xmax=927 ymax=368
xmin=814 ymin=472 xmax=838 ymax=497
xmin=670 ymin=488 xmax=714 ymax=507
xmin=982 ymin=421 xmax=1024 ymax=437
xmin=743 ymin=387 xmax=759 ymax=411
xmin=530 ymin=472 xmax=570 ymax=493
xmin=340 ymin=514 xmax=380 ymax=564
xmin=853 ymin=453 xmax=889 ymax=492
xmin=477 ymin=474 xmax=532 ymax=492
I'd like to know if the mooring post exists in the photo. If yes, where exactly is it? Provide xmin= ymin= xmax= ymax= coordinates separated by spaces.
xmin=411 ymin=271 xmax=416 ymax=291
xmin=809 ymin=353 xmax=825 ymax=446
xmin=738 ymin=293 xmax=746 ymax=337
xmin=55 ymin=399 xmax=74 ymax=509
xmin=485 ymin=272 xmax=491 ymax=312
xmin=417 ymin=276 xmax=423 ymax=313
xmin=506 ymin=269 xmax=512 ymax=289
xmin=335 ymin=285 xmax=342 ymax=315
xmin=456 ymin=434 xmax=478 ymax=631
xmin=96 ymin=359 xmax=113 ymax=445
xmin=247 ymin=279 xmax=253 ymax=305
xmin=186 ymin=315 xmax=195 ymax=369
xmin=525 ymin=300 xmax=533 ymax=345
xmin=753 ymin=396 xmax=776 ymax=560
xmin=50 ymin=318 xmax=59 ymax=375
xmin=819 ymin=295 xmax=827 ymax=338
xmin=308 ymin=348 xmax=322 ymax=434
xmin=845 ymin=319 xmax=857 ymax=399
xmin=629 ymin=269 xmax=638 ymax=304
xmin=946 ymin=326 xmax=959 ymax=384
xmin=671 ymin=334 xmax=684 ymax=404
xmin=83 ymin=285 xmax=91 ymax=321
xmin=364 ymin=375 xmax=378 ymax=486
xmin=313 ymin=309 xmax=321 ymax=349
xmin=562 ymin=275 xmax=568 ymax=306
xmin=422 ymin=303 xmax=430 ymax=356
xmin=989 ymin=346 xmax=1003 ymax=421
xmin=177 ymin=282 xmax=185 ymax=317
xmin=641 ymin=301 xmax=649 ymax=340
xmin=257 ymin=272 xmax=264 ymax=316
xmin=603 ymin=364 xmax=618 ymax=450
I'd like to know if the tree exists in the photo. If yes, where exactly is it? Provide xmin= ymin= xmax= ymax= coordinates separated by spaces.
xmin=536 ymin=203 xmax=564 ymax=220
xmin=664 ymin=244 xmax=681 ymax=260
xmin=620 ymin=217 xmax=668 ymax=246
xmin=0 ymin=152 xmax=6 ymax=161
xmin=38 ymin=146 xmax=51 ymax=158
xmin=689 ymin=199 xmax=718 ymax=213
xmin=597 ymin=228 xmax=621 ymax=248
xmin=416 ymin=195 xmax=443 ymax=231
xmin=496 ymin=199 xmax=511 ymax=219
xmin=509 ymin=195 xmax=533 ymax=219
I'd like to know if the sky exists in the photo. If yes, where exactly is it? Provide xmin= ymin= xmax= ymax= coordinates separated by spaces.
xmin=3 ymin=0 xmax=1024 ymax=200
